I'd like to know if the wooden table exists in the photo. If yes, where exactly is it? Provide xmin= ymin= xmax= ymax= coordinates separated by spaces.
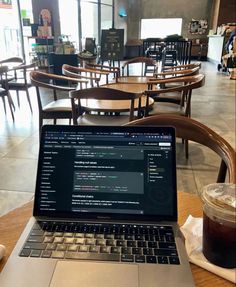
xmin=0 ymin=192 xmax=234 ymax=286
xmin=81 ymin=81 xmax=154 ymax=113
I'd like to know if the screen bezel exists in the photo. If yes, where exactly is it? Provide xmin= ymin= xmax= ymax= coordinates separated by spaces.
xmin=33 ymin=125 xmax=177 ymax=222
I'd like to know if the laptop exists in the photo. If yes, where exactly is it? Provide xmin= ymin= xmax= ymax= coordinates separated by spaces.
xmin=0 ymin=125 xmax=195 ymax=287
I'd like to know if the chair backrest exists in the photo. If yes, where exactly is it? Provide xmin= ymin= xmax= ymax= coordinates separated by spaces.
xmin=0 ymin=57 xmax=24 ymax=66
xmin=30 ymin=71 xmax=88 ymax=112
xmin=146 ymin=74 xmax=205 ymax=116
xmin=62 ymin=64 xmax=107 ymax=87
xmin=163 ymin=62 xmax=201 ymax=71
xmin=69 ymin=87 xmax=142 ymax=124
xmin=122 ymin=56 xmax=157 ymax=76
xmin=154 ymin=66 xmax=200 ymax=79
xmin=125 ymin=114 xmax=236 ymax=183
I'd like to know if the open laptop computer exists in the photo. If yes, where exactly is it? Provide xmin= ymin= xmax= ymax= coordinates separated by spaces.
xmin=0 ymin=125 xmax=195 ymax=287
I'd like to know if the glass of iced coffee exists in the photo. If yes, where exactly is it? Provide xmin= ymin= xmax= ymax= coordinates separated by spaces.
xmin=202 ymin=183 xmax=236 ymax=268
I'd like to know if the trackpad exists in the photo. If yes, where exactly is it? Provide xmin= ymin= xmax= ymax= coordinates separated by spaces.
xmin=50 ymin=261 xmax=139 ymax=287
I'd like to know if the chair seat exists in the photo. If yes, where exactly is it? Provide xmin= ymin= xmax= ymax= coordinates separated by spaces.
xmin=8 ymin=79 xmax=32 ymax=88
xmin=148 ymin=102 xmax=185 ymax=115
xmin=43 ymin=99 xmax=72 ymax=112
xmin=77 ymin=114 xmax=135 ymax=126
xmin=153 ymin=92 xmax=181 ymax=104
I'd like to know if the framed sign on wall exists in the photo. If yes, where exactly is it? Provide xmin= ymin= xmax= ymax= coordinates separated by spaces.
xmin=189 ymin=19 xmax=208 ymax=34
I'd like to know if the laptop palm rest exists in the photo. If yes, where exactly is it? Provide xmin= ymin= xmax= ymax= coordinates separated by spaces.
xmin=50 ymin=261 xmax=139 ymax=287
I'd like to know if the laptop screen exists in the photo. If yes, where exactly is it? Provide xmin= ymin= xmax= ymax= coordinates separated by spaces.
xmin=34 ymin=125 xmax=177 ymax=222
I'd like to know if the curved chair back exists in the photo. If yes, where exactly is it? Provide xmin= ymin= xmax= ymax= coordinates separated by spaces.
xmin=125 ymin=114 xmax=236 ymax=183
xmin=63 ymin=64 xmax=108 ymax=86
xmin=69 ymin=87 xmax=143 ymax=125
xmin=122 ymin=56 xmax=157 ymax=76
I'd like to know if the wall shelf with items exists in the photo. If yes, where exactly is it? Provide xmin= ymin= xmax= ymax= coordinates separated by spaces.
xmin=28 ymin=36 xmax=54 ymax=69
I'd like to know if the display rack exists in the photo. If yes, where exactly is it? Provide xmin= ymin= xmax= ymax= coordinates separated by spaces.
xmin=28 ymin=36 xmax=54 ymax=69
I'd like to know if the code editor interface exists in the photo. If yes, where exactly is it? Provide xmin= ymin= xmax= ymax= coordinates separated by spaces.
xmin=36 ymin=130 xmax=175 ymax=216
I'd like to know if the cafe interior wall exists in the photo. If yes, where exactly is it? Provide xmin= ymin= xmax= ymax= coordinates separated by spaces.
xmin=125 ymin=0 xmax=214 ymax=40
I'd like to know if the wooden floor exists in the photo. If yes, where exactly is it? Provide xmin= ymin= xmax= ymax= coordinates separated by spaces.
xmin=0 ymin=61 xmax=235 ymax=215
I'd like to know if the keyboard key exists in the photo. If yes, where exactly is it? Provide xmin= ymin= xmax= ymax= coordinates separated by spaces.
xmin=64 ymin=232 xmax=73 ymax=237
xmin=64 ymin=238 xmax=75 ymax=244
xmin=169 ymin=256 xmax=180 ymax=265
xmin=41 ymin=250 xmax=52 ymax=258
xmin=75 ymin=233 xmax=84 ymax=238
xmin=86 ymin=239 xmax=96 ymax=245
xmin=116 ymin=240 xmax=126 ymax=247
xmin=104 ymin=234 xmax=114 ymax=239
xmin=121 ymin=247 xmax=132 ymax=254
xmin=135 ymin=255 xmax=145 ymax=263
xmin=106 ymin=239 xmax=115 ymax=246
xmin=95 ymin=234 xmax=104 ymax=239
xmin=146 ymin=256 xmax=157 ymax=263
xmin=23 ymin=243 xmax=47 ymax=250
xmin=52 ymin=251 xmax=65 ymax=259
xmin=157 ymin=256 xmax=168 ymax=264
xmin=143 ymin=248 xmax=153 ymax=255
xmin=44 ymin=236 xmax=54 ymax=243
xmin=57 ymin=244 xmax=67 ymax=251
xmin=159 ymin=242 xmax=176 ymax=249
xmin=30 ymin=230 xmax=44 ymax=236
xmin=46 ymin=243 xmax=57 ymax=251
xmin=30 ymin=250 xmax=42 ymax=257
xmin=79 ymin=246 xmax=88 ymax=252
xmin=89 ymin=246 xmax=99 ymax=253
xmin=137 ymin=241 xmax=146 ymax=248
xmin=65 ymin=252 xmax=119 ymax=261
xmin=121 ymin=255 xmax=134 ymax=262
xmin=75 ymin=238 xmax=85 ymax=245
xmin=127 ymin=241 xmax=136 ymax=247
xmin=148 ymin=242 xmax=157 ymax=248
xmin=100 ymin=246 xmax=110 ymax=253
xmin=132 ymin=248 xmax=142 ymax=255
xmin=96 ymin=239 xmax=106 ymax=246
xmin=114 ymin=234 xmax=124 ymax=240
xmin=27 ymin=236 xmax=44 ymax=243
xmin=54 ymin=232 xmax=63 ymax=237
xmin=154 ymin=249 xmax=178 ymax=257
xmin=68 ymin=245 xmax=78 ymax=252
xmin=19 ymin=249 xmax=31 ymax=257
xmin=85 ymin=233 xmax=94 ymax=238
xmin=111 ymin=247 xmax=121 ymax=254
xmin=125 ymin=235 xmax=134 ymax=240
xmin=54 ymin=237 xmax=64 ymax=244
xmin=135 ymin=235 xmax=144 ymax=241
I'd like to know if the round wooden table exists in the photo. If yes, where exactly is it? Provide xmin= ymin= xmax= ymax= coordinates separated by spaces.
xmin=80 ymin=81 xmax=154 ymax=113
xmin=0 ymin=192 xmax=234 ymax=286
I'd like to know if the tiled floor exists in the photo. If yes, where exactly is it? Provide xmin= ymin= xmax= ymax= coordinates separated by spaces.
xmin=0 ymin=61 xmax=235 ymax=215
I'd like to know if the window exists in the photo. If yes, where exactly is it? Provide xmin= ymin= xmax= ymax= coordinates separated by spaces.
xmin=141 ymin=18 xmax=182 ymax=39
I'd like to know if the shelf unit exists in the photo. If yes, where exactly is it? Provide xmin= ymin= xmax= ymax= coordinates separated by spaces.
xmin=28 ymin=36 xmax=54 ymax=69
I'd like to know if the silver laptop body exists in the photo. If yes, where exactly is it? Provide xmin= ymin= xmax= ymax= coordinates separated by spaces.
xmin=0 ymin=125 xmax=195 ymax=287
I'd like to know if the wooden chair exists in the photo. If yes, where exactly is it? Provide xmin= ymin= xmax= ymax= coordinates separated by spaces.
xmin=122 ymin=56 xmax=157 ymax=76
xmin=146 ymin=74 xmax=205 ymax=115
xmin=62 ymin=64 xmax=111 ymax=87
xmin=0 ymin=66 xmax=15 ymax=121
xmin=149 ymin=66 xmax=201 ymax=104
xmin=0 ymin=57 xmax=36 ymax=112
xmin=69 ymin=87 xmax=143 ymax=126
xmin=125 ymin=114 xmax=236 ymax=183
xmin=30 ymin=71 xmax=88 ymax=134
xmin=85 ymin=62 xmax=120 ymax=82
xmin=145 ymin=74 xmax=205 ymax=157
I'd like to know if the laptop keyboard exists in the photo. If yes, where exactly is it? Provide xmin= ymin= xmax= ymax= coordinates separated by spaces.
xmin=19 ymin=221 xmax=180 ymax=265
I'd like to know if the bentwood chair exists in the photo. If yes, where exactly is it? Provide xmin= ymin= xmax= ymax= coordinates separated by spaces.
xmin=30 ymin=71 xmax=88 ymax=134
xmin=0 ymin=66 xmax=15 ymax=120
xmin=0 ymin=57 xmax=36 ymax=112
xmin=125 ymin=114 xmax=236 ymax=184
xmin=62 ymin=64 xmax=111 ymax=87
xmin=149 ymin=66 xmax=201 ymax=104
xmin=69 ymin=87 xmax=143 ymax=126
xmin=122 ymin=56 xmax=157 ymax=76
xmin=145 ymin=74 xmax=205 ymax=158
xmin=85 ymin=62 xmax=120 ymax=82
